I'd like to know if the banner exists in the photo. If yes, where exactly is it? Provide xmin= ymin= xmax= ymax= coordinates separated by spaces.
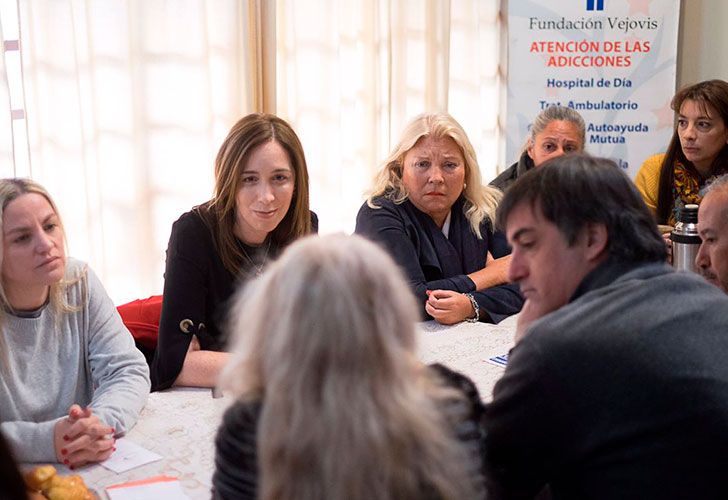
xmin=506 ymin=0 xmax=681 ymax=178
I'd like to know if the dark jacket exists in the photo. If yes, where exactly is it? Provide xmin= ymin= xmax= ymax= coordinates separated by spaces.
xmin=355 ymin=195 xmax=523 ymax=323
xmin=212 ymin=364 xmax=488 ymax=500
xmin=151 ymin=206 xmax=317 ymax=391
xmin=484 ymin=261 xmax=728 ymax=500
xmin=489 ymin=151 xmax=535 ymax=192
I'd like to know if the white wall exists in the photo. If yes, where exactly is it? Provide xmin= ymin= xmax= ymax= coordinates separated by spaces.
xmin=678 ymin=0 xmax=728 ymax=86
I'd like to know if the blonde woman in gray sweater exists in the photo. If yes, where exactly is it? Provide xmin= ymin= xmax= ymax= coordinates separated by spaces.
xmin=0 ymin=178 xmax=149 ymax=466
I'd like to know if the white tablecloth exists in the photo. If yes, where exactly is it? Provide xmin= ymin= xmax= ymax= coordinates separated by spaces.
xmin=417 ymin=314 xmax=516 ymax=400
xmin=57 ymin=388 xmax=230 ymax=499
xmin=54 ymin=317 xmax=516 ymax=498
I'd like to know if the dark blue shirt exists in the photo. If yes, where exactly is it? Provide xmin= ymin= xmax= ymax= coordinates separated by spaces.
xmin=355 ymin=195 xmax=522 ymax=323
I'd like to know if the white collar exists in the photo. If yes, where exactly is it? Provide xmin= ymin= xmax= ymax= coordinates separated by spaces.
xmin=441 ymin=211 xmax=452 ymax=238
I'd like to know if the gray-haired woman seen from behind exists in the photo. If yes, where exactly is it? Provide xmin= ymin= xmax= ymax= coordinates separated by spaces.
xmin=490 ymin=105 xmax=585 ymax=191
xmin=212 ymin=234 xmax=487 ymax=500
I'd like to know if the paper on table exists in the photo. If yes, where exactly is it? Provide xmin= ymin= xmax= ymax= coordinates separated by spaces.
xmin=485 ymin=353 xmax=509 ymax=368
xmin=101 ymin=438 xmax=163 ymax=473
xmin=106 ymin=476 xmax=189 ymax=500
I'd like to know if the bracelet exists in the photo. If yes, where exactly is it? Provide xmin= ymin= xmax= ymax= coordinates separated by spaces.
xmin=464 ymin=293 xmax=479 ymax=323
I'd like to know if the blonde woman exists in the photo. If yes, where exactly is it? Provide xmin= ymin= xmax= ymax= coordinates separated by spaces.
xmin=152 ymin=113 xmax=317 ymax=391
xmin=212 ymin=234 xmax=487 ymax=500
xmin=0 ymin=178 xmax=149 ymax=466
xmin=356 ymin=112 xmax=522 ymax=325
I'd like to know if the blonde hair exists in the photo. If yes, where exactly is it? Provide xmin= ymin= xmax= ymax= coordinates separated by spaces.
xmin=221 ymin=234 xmax=480 ymax=500
xmin=0 ymin=178 xmax=84 ymax=367
xmin=367 ymin=112 xmax=501 ymax=237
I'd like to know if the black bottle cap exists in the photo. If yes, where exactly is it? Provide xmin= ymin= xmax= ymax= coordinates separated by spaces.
xmin=678 ymin=204 xmax=699 ymax=224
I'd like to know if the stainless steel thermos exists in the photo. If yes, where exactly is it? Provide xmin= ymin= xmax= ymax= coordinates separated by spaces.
xmin=670 ymin=204 xmax=701 ymax=273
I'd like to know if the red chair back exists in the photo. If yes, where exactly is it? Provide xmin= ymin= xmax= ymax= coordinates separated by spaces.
xmin=117 ymin=295 xmax=163 ymax=355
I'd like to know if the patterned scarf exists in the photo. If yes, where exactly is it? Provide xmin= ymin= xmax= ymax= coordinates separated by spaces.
xmin=670 ymin=161 xmax=725 ymax=225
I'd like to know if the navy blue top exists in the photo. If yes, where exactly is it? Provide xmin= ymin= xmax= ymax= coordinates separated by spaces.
xmin=355 ymin=196 xmax=522 ymax=323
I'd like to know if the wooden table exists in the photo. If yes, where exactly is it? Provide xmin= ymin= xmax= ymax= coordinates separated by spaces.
xmin=64 ymin=316 xmax=516 ymax=498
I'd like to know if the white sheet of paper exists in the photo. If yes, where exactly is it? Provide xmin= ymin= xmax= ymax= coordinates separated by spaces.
xmin=101 ymin=438 xmax=163 ymax=473
xmin=107 ymin=480 xmax=189 ymax=500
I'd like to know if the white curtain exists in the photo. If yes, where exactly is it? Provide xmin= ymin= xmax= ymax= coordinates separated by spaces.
xmin=0 ymin=0 xmax=26 ymax=177
xmin=276 ymin=0 xmax=504 ymax=234
xmin=0 ymin=32 xmax=14 ymax=177
xmin=17 ymin=0 xmax=254 ymax=303
xmin=3 ymin=0 xmax=503 ymax=303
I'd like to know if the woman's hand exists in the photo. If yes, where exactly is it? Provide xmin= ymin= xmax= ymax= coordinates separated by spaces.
xmin=53 ymin=405 xmax=116 ymax=468
xmin=425 ymin=290 xmax=475 ymax=325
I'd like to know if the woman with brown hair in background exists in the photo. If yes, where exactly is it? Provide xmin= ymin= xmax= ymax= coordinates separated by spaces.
xmin=635 ymin=79 xmax=728 ymax=225
xmin=151 ymin=113 xmax=317 ymax=391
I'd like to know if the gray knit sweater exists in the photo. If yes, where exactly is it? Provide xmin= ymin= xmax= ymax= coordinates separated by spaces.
xmin=0 ymin=259 xmax=150 ymax=462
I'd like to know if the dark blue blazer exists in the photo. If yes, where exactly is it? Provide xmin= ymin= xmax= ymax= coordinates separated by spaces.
xmin=355 ymin=195 xmax=523 ymax=323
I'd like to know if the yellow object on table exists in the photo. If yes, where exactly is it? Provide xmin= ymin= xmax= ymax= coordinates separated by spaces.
xmin=24 ymin=465 xmax=94 ymax=500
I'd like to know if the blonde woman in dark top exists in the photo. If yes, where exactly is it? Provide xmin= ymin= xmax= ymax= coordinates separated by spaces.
xmin=151 ymin=113 xmax=317 ymax=391
xmin=356 ymin=112 xmax=522 ymax=324
xmin=213 ymin=234 xmax=487 ymax=500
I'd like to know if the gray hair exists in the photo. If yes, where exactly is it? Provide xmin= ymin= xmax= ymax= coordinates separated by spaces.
xmin=221 ymin=233 xmax=481 ymax=500
xmin=528 ymin=105 xmax=586 ymax=147
xmin=703 ymin=173 xmax=728 ymax=196
xmin=702 ymin=174 xmax=728 ymax=225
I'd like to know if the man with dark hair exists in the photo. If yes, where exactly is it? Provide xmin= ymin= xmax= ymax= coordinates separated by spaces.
xmin=485 ymin=154 xmax=728 ymax=499
xmin=697 ymin=173 xmax=728 ymax=293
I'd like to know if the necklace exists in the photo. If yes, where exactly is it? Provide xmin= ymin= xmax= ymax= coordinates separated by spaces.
xmin=237 ymin=237 xmax=272 ymax=277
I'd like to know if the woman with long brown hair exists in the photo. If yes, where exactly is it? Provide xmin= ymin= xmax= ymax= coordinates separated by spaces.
xmin=213 ymin=234 xmax=486 ymax=500
xmin=151 ymin=113 xmax=316 ymax=391
xmin=635 ymin=79 xmax=728 ymax=225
